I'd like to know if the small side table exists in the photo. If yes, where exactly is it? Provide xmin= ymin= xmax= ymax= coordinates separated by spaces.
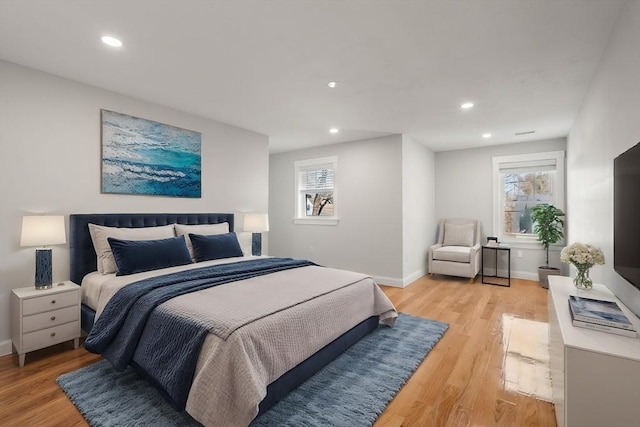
xmin=481 ymin=246 xmax=511 ymax=287
xmin=10 ymin=281 xmax=81 ymax=367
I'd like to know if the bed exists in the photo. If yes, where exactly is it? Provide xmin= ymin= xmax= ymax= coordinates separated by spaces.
xmin=69 ymin=213 xmax=397 ymax=426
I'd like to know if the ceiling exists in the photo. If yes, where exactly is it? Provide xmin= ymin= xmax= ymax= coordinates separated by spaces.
xmin=0 ymin=1 xmax=625 ymax=153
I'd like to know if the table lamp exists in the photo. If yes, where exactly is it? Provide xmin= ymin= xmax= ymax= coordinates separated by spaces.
xmin=20 ymin=215 xmax=66 ymax=289
xmin=243 ymin=213 xmax=269 ymax=256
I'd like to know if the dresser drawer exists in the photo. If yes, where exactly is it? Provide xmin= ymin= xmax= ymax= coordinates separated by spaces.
xmin=23 ymin=290 xmax=78 ymax=316
xmin=22 ymin=321 xmax=79 ymax=352
xmin=23 ymin=306 xmax=78 ymax=333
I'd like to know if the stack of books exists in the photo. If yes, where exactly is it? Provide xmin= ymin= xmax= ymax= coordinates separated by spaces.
xmin=568 ymin=295 xmax=638 ymax=338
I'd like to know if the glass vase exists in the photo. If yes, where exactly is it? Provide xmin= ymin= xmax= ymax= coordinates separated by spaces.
xmin=573 ymin=265 xmax=593 ymax=290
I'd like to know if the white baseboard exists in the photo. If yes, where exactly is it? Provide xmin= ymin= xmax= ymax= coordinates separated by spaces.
xmin=372 ymin=269 xmax=427 ymax=288
xmin=376 ymin=270 xmax=539 ymax=286
xmin=372 ymin=275 xmax=405 ymax=288
xmin=0 ymin=339 xmax=13 ymax=357
xmin=511 ymin=270 xmax=539 ymax=282
xmin=403 ymin=269 xmax=427 ymax=287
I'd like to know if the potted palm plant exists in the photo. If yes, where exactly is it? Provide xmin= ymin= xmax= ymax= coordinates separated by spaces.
xmin=531 ymin=203 xmax=565 ymax=288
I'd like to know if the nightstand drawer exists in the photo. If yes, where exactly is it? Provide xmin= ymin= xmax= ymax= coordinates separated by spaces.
xmin=23 ymin=290 xmax=78 ymax=316
xmin=23 ymin=306 xmax=78 ymax=333
xmin=22 ymin=321 xmax=79 ymax=352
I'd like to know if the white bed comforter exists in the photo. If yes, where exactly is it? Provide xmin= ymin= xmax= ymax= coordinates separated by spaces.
xmin=89 ymin=257 xmax=397 ymax=427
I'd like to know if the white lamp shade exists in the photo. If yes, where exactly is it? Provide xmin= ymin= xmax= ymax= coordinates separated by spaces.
xmin=243 ymin=213 xmax=269 ymax=233
xmin=20 ymin=215 xmax=66 ymax=247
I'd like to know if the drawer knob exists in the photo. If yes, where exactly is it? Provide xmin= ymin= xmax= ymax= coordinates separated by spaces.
xmin=50 ymin=316 xmax=56 ymax=321
xmin=51 ymin=300 xmax=56 ymax=304
xmin=50 ymin=332 xmax=56 ymax=337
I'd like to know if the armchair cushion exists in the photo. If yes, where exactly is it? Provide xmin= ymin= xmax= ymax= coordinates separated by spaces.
xmin=433 ymin=246 xmax=472 ymax=263
xmin=443 ymin=223 xmax=474 ymax=247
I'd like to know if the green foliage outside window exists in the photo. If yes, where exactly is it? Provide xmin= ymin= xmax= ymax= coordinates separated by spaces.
xmin=504 ymin=172 xmax=553 ymax=235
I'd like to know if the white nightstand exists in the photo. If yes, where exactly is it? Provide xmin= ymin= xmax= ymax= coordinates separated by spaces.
xmin=11 ymin=281 xmax=81 ymax=367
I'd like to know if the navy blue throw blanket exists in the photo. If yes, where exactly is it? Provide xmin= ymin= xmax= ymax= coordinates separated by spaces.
xmin=84 ymin=257 xmax=315 ymax=410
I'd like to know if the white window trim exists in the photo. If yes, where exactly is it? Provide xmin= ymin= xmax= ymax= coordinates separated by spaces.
xmin=492 ymin=151 xmax=565 ymax=248
xmin=293 ymin=156 xmax=339 ymax=226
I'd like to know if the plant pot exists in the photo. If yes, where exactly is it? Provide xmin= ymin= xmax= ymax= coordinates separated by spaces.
xmin=538 ymin=267 xmax=561 ymax=289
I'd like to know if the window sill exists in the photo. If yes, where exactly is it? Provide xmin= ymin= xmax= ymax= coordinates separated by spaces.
xmin=496 ymin=238 xmax=565 ymax=251
xmin=294 ymin=217 xmax=339 ymax=226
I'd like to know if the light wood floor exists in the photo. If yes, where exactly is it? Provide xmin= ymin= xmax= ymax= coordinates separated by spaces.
xmin=0 ymin=275 xmax=556 ymax=427
xmin=375 ymin=276 xmax=556 ymax=427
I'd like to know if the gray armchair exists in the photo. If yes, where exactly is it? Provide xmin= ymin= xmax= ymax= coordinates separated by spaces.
xmin=428 ymin=218 xmax=482 ymax=280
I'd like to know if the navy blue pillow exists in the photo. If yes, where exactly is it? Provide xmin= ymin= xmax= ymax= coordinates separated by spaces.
xmin=189 ymin=232 xmax=244 ymax=262
xmin=108 ymin=236 xmax=192 ymax=276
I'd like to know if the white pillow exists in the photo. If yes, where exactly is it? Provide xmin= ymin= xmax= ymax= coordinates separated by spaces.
xmin=174 ymin=222 xmax=230 ymax=260
xmin=443 ymin=223 xmax=475 ymax=247
xmin=88 ymin=223 xmax=176 ymax=274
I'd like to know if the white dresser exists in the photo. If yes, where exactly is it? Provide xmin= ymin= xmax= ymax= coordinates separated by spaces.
xmin=11 ymin=281 xmax=81 ymax=367
xmin=548 ymin=276 xmax=640 ymax=427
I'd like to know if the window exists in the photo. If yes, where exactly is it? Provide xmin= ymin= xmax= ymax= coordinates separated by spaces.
xmin=294 ymin=156 xmax=338 ymax=225
xmin=492 ymin=151 xmax=565 ymax=244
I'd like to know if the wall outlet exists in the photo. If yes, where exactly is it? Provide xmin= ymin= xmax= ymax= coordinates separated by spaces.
xmin=517 ymin=250 xmax=523 ymax=258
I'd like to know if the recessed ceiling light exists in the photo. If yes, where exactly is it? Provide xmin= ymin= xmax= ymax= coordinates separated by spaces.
xmin=101 ymin=36 xmax=123 ymax=47
xmin=482 ymin=133 xmax=492 ymax=138
xmin=460 ymin=102 xmax=474 ymax=109
xmin=329 ymin=128 xmax=339 ymax=134
xmin=328 ymin=81 xmax=337 ymax=88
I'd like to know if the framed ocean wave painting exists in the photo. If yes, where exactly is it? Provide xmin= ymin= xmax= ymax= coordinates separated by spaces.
xmin=101 ymin=110 xmax=202 ymax=198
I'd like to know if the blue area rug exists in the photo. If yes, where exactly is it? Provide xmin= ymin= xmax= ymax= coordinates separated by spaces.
xmin=57 ymin=313 xmax=447 ymax=427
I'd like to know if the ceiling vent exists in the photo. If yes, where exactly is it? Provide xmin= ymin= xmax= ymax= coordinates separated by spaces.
xmin=515 ymin=130 xmax=536 ymax=136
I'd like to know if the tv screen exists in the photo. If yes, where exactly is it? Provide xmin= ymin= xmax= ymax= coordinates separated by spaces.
xmin=614 ymin=142 xmax=640 ymax=289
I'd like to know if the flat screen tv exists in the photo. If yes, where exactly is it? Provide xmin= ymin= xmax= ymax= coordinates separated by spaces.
xmin=614 ymin=142 xmax=640 ymax=290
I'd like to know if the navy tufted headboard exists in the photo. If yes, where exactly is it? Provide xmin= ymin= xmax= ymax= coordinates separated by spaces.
xmin=69 ymin=213 xmax=234 ymax=285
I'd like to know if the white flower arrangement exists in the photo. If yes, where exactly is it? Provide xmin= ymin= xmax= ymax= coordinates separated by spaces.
xmin=560 ymin=242 xmax=605 ymax=268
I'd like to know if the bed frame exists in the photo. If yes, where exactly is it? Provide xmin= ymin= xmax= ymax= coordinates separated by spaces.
xmin=69 ymin=213 xmax=378 ymax=417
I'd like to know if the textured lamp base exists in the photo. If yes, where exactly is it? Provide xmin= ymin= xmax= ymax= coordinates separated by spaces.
xmin=35 ymin=249 xmax=53 ymax=289
xmin=251 ymin=233 xmax=262 ymax=256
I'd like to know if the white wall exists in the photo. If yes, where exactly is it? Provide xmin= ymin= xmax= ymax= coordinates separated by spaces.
xmin=567 ymin=0 xmax=640 ymax=317
xmin=434 ymin=138 xmax=567 ymax=280
xmin=402 ymin=136 xmax=436 ymax=284
xmin=269 ymin=135 xmax=404 ymax=284
xmin=0 ymin=60 xmax=269 ymax=353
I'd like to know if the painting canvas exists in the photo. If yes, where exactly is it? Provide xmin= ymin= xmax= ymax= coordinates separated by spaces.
xmin=101 ymin=110 xmax=202 ymax=198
